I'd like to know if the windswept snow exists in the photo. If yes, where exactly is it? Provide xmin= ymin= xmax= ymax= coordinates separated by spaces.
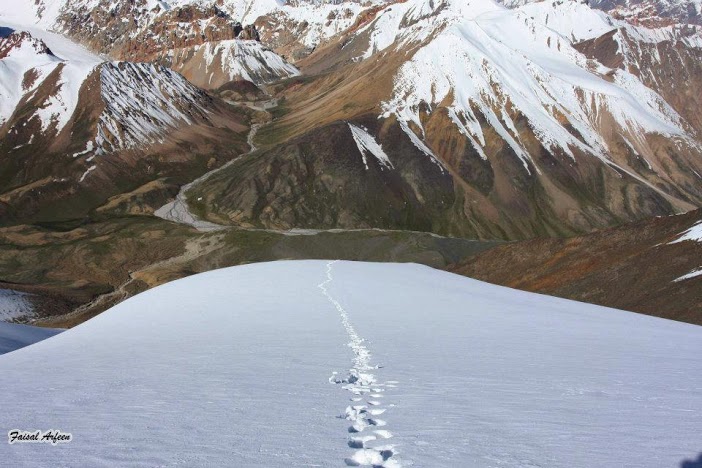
xmin=674 ymin=268 xmax=702 ymax=282
xmin=349 ymin=123 xmax=394 ymax=170
xmin=669 ymin=220 xmax=702 ymax=281
xmin=0 ymin=261 xmax=700 ymax=467
xmin=399 ymin=121 xmax=446 ymax=172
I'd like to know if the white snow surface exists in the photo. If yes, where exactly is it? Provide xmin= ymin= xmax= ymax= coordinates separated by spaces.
xmin=674 ymin=268 xmax=702 ymax=282
xmin=0 ymin=321 xmax=62 ymax=356
xmin=1 ymin=260 xmax=700 ymax=467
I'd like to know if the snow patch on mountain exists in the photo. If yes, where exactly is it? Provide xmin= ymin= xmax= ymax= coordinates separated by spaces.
xmin=519 ymin=0 xmax=702 ymax=45
xmin=670 ymin=219 xmax=702 ymax=243
xmin=0 ymin=289 xmax=34 ymax=322
xmin=518 ymin=0 xmax=620 ymax=42
xmin=5 ymin=0 xmax=384 ymax=52
xmin=399 ymin=121 xmax=446 ymax=172
xmin=195 ymin=39 xmax=299 ymax=85
xmin=349 ymin=123 xmax=394 ymax=170
xmin=674 ymin=268 xmax=702 ymax=281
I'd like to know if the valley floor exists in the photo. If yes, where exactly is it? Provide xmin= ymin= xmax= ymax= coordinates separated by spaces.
xmin=1 ymin=261 xmax=700 ymax=467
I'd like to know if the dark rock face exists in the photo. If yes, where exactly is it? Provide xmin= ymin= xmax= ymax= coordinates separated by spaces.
xmin=188 ymin=120 xmax=456 ymax=234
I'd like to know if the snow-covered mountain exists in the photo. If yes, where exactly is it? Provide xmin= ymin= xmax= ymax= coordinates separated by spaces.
xmin=499 ymin=0 xmax=702 ymax=27
xmin=375 ymin=0 xmax=696 ymax=171
xmin=0 ymin=261 xmax=700 ymax=466
xmin=0 ymin=0 xmax=335 ymax=85
xmin=0 ymin=26 xmax=100 ymax=136
xmin=0 ymin=21 xmax=252 ymax=225
xmin=2 ymin=0 xmax=702 ymax=239
xmin=182 ymin=0 xmax=702 ymax=239
xmin=162 ymin=38 xmax=300 ymax=89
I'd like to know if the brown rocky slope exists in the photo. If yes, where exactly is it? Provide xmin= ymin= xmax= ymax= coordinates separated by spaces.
xmin=450 ymin=209 xmax=702 ymax=325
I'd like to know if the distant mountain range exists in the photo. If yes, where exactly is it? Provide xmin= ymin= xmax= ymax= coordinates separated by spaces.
xmin=1 ymin=0 xmax=701 ymax=325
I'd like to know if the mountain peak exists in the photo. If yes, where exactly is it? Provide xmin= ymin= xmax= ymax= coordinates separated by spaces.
xmin=0 ymin=30 xmax=54 ymax=60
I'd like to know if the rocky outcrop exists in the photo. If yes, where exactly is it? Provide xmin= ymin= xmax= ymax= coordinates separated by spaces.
xmin=237 ymin=24 xmax=260 ymax=41
xmin=591 ymin=0 xmax=702 ymax=26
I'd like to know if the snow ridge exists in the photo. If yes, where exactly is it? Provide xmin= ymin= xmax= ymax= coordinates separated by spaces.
xmin=319 ymin=260 xmax=402 ymax=468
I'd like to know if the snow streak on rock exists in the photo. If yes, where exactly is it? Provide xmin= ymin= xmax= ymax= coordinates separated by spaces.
xmin=94 ymin=62 xmax=211 ymax=155
xmin=318 ymin=260 xmax=403 ymax=468
xmin=348 ymin=123 xmax=394 ymax=171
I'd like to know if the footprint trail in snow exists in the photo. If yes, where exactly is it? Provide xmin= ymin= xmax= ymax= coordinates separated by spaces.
xmin=318 ymin=260 xmax=403 ymax=467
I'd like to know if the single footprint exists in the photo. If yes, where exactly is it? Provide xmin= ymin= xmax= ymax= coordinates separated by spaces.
xmin=348 ymin=435 xmax=377 ymax=449
xmin=368 ymin=418 xmax=387 ymax=427
xmin=344 ymin=449 xmax=384 ymax=466
xmin=349 ymin=420 xmax=368 ymax=433
xmin=343 ymin=447 xmax=397 ymax=466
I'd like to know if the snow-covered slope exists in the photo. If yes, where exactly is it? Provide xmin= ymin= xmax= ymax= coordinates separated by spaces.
xmin=166 ymin=38 xmax=299 ymax=89
xmin=93 ymin=61 xmax=214 ymax=155
xmin=371 ymin=0 xmax=696 ymax=174
xmin=2 ymin=0 xmax=379 ymax=65
xmin=0 ymin=18 xmax=228 ymax=155
xmin=1 ymin=261 xmax=700 ymax=467
xmin=0 ymin=321 xmax=61 ymax=355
